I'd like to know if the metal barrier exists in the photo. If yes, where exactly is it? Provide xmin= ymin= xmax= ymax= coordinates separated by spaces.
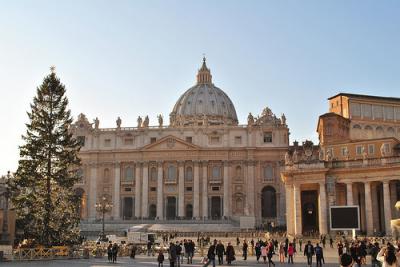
xmin=12 ymin=246 xmax=86 ymax=261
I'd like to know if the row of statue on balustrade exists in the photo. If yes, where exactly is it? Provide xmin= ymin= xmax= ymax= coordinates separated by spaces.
xmin=93 ymin=115 xmax=165 ymax=130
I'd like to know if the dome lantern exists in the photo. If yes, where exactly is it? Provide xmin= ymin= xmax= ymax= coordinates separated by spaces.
xmin=196 ymin=57 xmax=212 ymax=84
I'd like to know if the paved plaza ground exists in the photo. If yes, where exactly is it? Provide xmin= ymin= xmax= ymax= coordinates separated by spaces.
xmin=3 ymin=246 xmax=374 ymax=267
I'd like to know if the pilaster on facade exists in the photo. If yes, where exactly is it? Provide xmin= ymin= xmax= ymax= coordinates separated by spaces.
xmin=113 ymin=162 xmax=121 ymax=220
xmin=178 ymin=161 xmax=185 ymax=218
xmin=141 ymin=162 xmax=149 ymax=218
xmin=319 ymin=182 xmax=328 ymax=235
xmin=383 ymin=181 xmax=392 ymax=235
xmin=293 ymin=183 xmax=302 ymax=236
xmin=223 ymin=160 xmax=230 ymax=217
xmin=156 ymin=161 xmax=164 ymax=219
xmin=364 ymin=182 xmax=373 ymax=236
xmin=193 ymin=161 xmax=200 ymax=219
xmin=134 ymin=162 xmax=142 ymax=218
xmin=201 ymin=160 xmax=208 ymax=218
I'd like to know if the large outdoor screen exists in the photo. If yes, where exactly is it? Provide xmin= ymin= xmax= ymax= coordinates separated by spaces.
xmin=330 ymin=206 xmax=360 ymax=230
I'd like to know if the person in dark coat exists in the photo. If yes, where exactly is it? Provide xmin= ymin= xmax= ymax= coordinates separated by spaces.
xmin=215 ymin=240 xmax=225 ymax=265
xmin=130 ymin=244 xmax=137 ymax=259
xmin=112 ymin=243 xmax=119 ymax=263
xmin=242 ymin=240 xmax=248 ymax=260
xmin=158 ymin=251 xmax=165 ymax=267
xmin=304 ymin=241 xmax=314 ymax=267
xmin=315 ymin=243 xmax=324 ymax=267
xmin=107 ymin=243 xmax=113 ymax=262
xmin=225 ymin=242 xmax=235 ymax=265
xmin=169 ymin=242 xmax=177 ymax=267
xmin=204 ymin=240 xmax=217 ymax=267
xmin=255 ymin=242 xmax=261 ymax=262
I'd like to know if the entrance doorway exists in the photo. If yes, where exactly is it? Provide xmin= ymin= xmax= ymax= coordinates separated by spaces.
xmin=166 ymin=197 xmax=177 ymax=219
xmin=210 ymin=196 xmax=222 ymax=219
xmin=301 ymin=190 xmax=319 ymax=234
xmin=261 ymin=186 xmax=277 ymax=218
xmin=123 ymin=197 xmax=133 ymax=220
xmin=149 ymin=204 xmax=157 ymax=219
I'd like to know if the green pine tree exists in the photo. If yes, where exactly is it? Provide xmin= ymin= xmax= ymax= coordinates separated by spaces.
xmin=13 ymin=67 xmax=82 ymax=246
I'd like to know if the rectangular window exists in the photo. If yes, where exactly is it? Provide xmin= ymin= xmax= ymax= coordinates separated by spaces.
xmin=210 ymin=136 xmax=220 ymax=144
xmin=368 ymin=144 xmax=375 ymax=155
xmin=124 ymin=187 xmax=132 ymax=192
xmin=263 ymin=132 xmax=272 ymax=143
xmin=150 ymin=137 xmax=157 ymax=143
xmin=212 ymin=186 xmax=220 ymax=191
xmin=124 ymin=138 xmax=133 ymax=145
xmin=150 ymin=187 xmax=156 ymax=192
xmin=356 ymin=145 xmax=363 ymax=155
xmin=341 ymin=147 xmax=347 ymax=156
xmin=77 ymin=136 xmax=85 ymax=146
xmin=104 ymin=139 xmax=111 ymax=147
xmin=383 ymin=143 xmax=390 ymax=153
xmin=234 ymin=136 xmax=242 ymax=144
xmin=186 ymin=187 xmax=193 ymax=192
xmin=185 ymin=136 xmax=192 ymax=143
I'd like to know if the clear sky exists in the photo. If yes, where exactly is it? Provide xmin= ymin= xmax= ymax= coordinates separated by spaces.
xmin=1 ymin=0 xmax=400 ymax=174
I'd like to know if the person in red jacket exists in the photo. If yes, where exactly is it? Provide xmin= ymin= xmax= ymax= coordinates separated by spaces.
xmin=288 ymin=243 xmax=295 ymax=264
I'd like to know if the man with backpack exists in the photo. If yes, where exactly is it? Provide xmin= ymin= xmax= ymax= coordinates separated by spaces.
xmin=315 ymin=243 xmax=325 ymax=267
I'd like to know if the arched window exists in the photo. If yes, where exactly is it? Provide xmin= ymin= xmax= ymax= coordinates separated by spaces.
xmin=263 ymin=165 xmax=274 ymax=182
xmin=387 ymin=127 xmax=395 ymax=137
xmin=150 ymin=167 xmax=157 ymax=181
xmin=261 ymin=186 xmax=277 ymax=218
xmin=235 ymin=166 xmax=242 ymax=180
xmin=125 ymin=167 xmax=134 ymax=181
xmin=353 ymin=124 xmax=361 ymax=129
xmin=185 ymin=167 xmax=193 ymax=181
xmin=212 ymin=166 xmax=221 ymax=179
xmin=376 ymin=126 xmax=384 ymax=137
xmin=103 ymin=168 xmax=110 ymax=183
xmin=168 ymin=165 xmax=176 ymax=180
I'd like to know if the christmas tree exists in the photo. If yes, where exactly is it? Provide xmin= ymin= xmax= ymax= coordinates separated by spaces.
xmin=13 ymin=67 xmax=82 ymax=246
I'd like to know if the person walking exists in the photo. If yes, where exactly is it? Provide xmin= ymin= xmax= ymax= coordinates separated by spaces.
xmin=315 ymin=243 xmax=325 ymax=267
xmin=304 ymin=240 xmax=314 ymax=267
xmin=169 ymin=242 xmax=177 ymax=267
xmin=242 ymin=240 xmax=248 ymax=260
xmin=112 ymin=242 xmax=119 ymax=263
xmin=226 ymin=242 xmax=235 ymax=265
xmin=130 ymin=244 xmax=137 ymax=259
xmin=216 ymin=240 xmax=225 ymax=265
xmin=261 ymin=243 xmax=268 ymax=263
xmin=267 ymin=242 xmax=276 ymax=267
xmin=288 ymin=243 xmax=294 ymax=264
xmin=158 ymin=250 xmax=165 ymax=267
xmin=255 ymin=242 xmax=261 ymax=262
xmin=107 ymin=243 xmax=113 ymax=262
xmin=204 ymin=240 xmax=217 ymax=267
xmin=175 ymin=241 xmax=182 ymax=267
xmin=370 ymin=242 xmax=381 ymax=267
xmin=279 ymin=242 xmax=285 ymax=262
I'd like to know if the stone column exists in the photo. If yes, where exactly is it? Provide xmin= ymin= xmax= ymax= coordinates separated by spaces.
xmin=178 ymin=161 xmax=185 ymax=218
xmin=134 ymin=162 xmax=142 ymax=218
xmin=383 ymin=181 xmax=392 ymax=235
xmin=364 ymin=182 xmax=373 ymax=235
xmin=246 ymin=161 xmax=255 ymax=216
xmin=141 ymin=162 xmax=149 ymax=218
xmin=319 ymin=182 xmax=328 ymax=235
xmin=346 ymin=182 xmax=353 ymax=205
xmin=156 ymin=161 xmax=163 ymax=220
xmin=202 ymin=161 xmax=208 ymax=218
xmin=223 ymin=161 xmax=230 ymax=218
xmin=193 ymin=161 xmax=200 ymax=219
xmin=113 ymin=162 xmax=121 ymax=220
xmin=285 ymin=184 xmax=294 ymax=235
xmin=89 ymin=164 xmax=98 ymax=220
xmin=293 ymin=183 xmax=302 ymax=236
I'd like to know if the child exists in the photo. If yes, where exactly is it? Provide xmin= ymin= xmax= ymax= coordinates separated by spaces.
xmin=158 ymin=250 xmax=165 ymax=267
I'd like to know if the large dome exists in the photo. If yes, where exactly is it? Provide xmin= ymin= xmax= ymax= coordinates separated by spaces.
xmin=170 ymin=58 xmax=238 ymax=127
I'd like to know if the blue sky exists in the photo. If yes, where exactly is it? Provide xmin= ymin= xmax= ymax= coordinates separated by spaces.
xmin=1 ymin=1 xmax=400 ymax=174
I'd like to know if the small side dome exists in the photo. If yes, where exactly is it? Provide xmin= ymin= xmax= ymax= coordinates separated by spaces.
xmin=170 ymin=58 xmax=238 ymax=127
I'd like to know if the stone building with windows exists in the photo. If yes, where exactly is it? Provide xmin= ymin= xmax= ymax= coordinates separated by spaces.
xmin=282 ymin=93 xmax=400 ymax=236
xmin=72 ymin=58 xmax=289 ymax=227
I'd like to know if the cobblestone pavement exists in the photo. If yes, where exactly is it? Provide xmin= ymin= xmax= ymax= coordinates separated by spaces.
xmin=2 ymin=254 xmax=372 ymax=267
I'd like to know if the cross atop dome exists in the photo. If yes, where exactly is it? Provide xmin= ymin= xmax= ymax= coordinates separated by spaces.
xmin=196 ymin=56 xmax=212 ymax=84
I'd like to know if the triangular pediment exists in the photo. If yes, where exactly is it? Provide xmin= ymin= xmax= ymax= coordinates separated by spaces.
xmin=141 ymin=135 xmax=200 ymax=151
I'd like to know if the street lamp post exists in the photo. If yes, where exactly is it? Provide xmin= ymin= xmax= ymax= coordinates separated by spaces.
xmin=95 ymin=195 xmax=113 ymax=242
xmin=0 ymin=171 xmax=11 ymax=245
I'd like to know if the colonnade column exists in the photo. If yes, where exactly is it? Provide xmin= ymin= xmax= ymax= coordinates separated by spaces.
xmin=134 ymin=162 xmax=142 ymax=218
xmin=346 ymin=182 xmax=353 ymax=205
xmin=319 ymin=182 xmax=328 ymax=235
xmin=246 ymin=161 xmax=255 ymax=216
xmin=178 ymin=161 xmax=185 ymax=218
xmin=364 ymin=182 xmax=374 ymax=236
xmin=383 ymin=181 xmax=392 ymax=235
xmin=193 ymin=161 xmax=200 ymax=219
xmin=156 ymin=161 xmax=163 ymax=220
xmin=113 ymin=162 xmax=121 ymax=220
xmin=89 ymin=164 xmax=97 ymax=220
xmin=223 ymin=161 xmax=230 ymax=218
xmin=141 ymin=162 xmax=149 ymax=218
xmin=202 ymin=161 xmax=208 ymax=218
xmin=293 ymin=183 xmax=302 ymax=236
xmin=285 ymin=184 xmax=294 ymax=235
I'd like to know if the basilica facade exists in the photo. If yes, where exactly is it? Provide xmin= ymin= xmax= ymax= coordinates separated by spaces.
xmin=72 ymin=59 xmax=289 ymax=227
